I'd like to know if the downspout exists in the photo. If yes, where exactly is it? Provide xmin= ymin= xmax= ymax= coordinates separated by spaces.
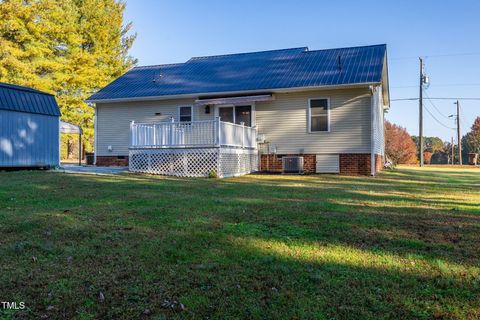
xmin=370 ymin=86 xmax=375 ymax=176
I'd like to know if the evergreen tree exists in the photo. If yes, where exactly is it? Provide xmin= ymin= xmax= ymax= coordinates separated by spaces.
xmin=0 ymin=0 xmax=136 ymax=154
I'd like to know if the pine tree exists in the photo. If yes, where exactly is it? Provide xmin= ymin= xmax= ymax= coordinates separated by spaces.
xmin=0 ymin=0 xmax=136 ymax=155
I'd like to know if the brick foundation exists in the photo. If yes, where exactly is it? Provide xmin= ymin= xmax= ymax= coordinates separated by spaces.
xmin=259 ymin=153 xmax=384 ymax=176
xmin=96 ymin=153 xmax=383 ymax=174
xmin=339 ymin=154 xmax=371 ymax=175
xmin=96 ymin=156 xmax=129 ymax=166
xmin=375 ymin=154 xmax=384 ymax=174
xmin=339 ymin=153 xmax=384 ymax=176
xmin=259 ymin=154 xmax=316 ymax=174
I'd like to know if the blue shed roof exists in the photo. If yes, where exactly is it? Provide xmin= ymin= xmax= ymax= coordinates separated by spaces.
xmin=88 ymin=44 xmax=387 ymax=102
xmin=0 ymin=82 xmax=61 ymax=116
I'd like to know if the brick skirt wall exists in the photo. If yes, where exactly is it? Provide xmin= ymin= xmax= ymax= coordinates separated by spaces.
xmin=260 ymin=153 xmax=384 ymax=176
xmin=96 ymin=153 xmax=384 ymax=174
xmin=339 ymin=154 xmax=371 ymax=175
xmin=96 ymin=156 xmax=129 ymax=166
xmin=339 ymin=153 xmax=384 ymax=175
xmin=259 ymin=154 xmax=316 ymax=173
xmin=375 ymin=154 xmax=384 ymax=174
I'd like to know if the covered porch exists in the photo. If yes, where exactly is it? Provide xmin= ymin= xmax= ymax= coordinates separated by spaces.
xmin=129 ymin=117 xmax=258 ymax=177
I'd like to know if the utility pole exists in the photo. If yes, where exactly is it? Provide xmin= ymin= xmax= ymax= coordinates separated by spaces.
xmin=419 ymin=58 xmax=424 ymax=167
xmin=455 ymin=100 xmax=462 ymax=165
xmin=451 ymin=137 xmax=454 ymax=164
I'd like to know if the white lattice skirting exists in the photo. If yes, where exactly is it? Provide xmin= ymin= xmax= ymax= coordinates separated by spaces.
xmin=129 ymin=147 xmax=258 ymax=178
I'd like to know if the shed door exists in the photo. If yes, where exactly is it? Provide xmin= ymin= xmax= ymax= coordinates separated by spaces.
xmin=316 ymin=154 xmax=339 ymax=173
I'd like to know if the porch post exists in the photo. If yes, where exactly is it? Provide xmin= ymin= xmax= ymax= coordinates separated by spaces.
xmin=216 ymin=116 xmax=221 ymax=147
xmin=130 ymin=120 xmax=135 ymax=147
xmin=170 ymin=116 xmax=175 ymax=146
xmin=153 ymin=124 xmax=156 ymax=146
xmin=240 ymin=121 xmax=245 ymax=148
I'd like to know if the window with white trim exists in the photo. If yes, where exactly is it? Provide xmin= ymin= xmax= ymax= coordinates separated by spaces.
xmin=217 ymin=105 xmax=252 ymax=127
xmin=179 ymin=106 xmax=192 ymax=122
xmin=309 ymin=98 xmax=329 ymax=132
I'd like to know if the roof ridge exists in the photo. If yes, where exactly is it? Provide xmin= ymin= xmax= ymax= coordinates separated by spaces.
xmin=0 ymin=82 xmax=53 ymax=96
xmin=87 ymin=44 xmax=387 ymax=102
xmin=187 ymin=47 xmax=309 ymax=61
xmin=132 ymin=45 xmax=386 ymax=69
xmin=133 ymin=62 xmax=185 ymax=69
xmin=305 ymin=44 xmax=386 ymax=54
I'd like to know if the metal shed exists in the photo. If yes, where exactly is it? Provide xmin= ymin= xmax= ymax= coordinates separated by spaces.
xmin=0 ymin=82 xmax=61 ymax=168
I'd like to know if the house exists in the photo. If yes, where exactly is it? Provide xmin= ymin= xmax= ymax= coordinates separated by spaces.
xmin=87 ymin=44 xmax=389 ymax=177
xmin=0 ymin=82 xmax=61 ymax=168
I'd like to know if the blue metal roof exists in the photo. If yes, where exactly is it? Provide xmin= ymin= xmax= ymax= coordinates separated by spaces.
xmin=88 ymin=44 xmax=387 ymax=101
xmin=0 ymin=82 xmax=61 ymax=116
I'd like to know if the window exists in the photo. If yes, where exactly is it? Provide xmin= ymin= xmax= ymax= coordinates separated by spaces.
xmin=218 ymin=105 xmax=252 ymax=126
xmin=309 ymin=98 xmax=329 ymax=132
xmin=219 ymin=106 xmax=234 ymax=123
xmin=235 ymin=105 xmax=252 ymax=127
xmin=179 ymin=106 xmax=192 ymax=122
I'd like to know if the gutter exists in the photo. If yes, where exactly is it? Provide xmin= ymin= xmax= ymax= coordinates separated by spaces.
xmin=86 ymin=82 xmax=380 ymax=104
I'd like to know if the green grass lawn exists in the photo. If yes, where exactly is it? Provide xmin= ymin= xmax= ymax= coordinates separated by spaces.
xmin=1 ymin=166 xmax=479 ymax=319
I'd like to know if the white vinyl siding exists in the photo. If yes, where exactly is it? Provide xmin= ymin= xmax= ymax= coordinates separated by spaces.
xmin=315 ymin=154 xmax=339 ymax=173
xmin=372 ymin=85 xmax=385 ymax=156
xmin=196 ymin=105 xmax=214 ymax=121
xmin=96 ymin=98 xmax=198 ymax=156
xmin=95 ymin=87 xmax=373 ymax=157
xmin=255 ymin=88 xmax=372 ymax=154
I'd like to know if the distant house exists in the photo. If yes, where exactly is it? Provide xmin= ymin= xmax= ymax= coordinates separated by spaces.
xmin=87 ymin=44 xmax=389 ymax=177
xmin=0 ymin=82 xmax=60 ymax=168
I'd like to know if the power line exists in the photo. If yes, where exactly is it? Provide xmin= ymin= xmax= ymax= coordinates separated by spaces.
xmin=391 ymin=52 xmax=480 ymax=60
xmin=428 ymin=97 xmax=480 ymax=100
xmin=423 ymin=104 xmax=456 ymax=130
xmin=423 ymin=90 xmax=450 ymax=119
xmin=391 ymin=97 xmax=480 ymax=101
xmin=392 ymin=83 xmax=480 ymax=89
xmin=426 ymin=52 xmax=480 ymax=59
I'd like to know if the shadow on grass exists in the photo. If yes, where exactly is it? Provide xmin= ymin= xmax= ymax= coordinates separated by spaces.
xmin=0 ymin=168 xmax=479 ymax=318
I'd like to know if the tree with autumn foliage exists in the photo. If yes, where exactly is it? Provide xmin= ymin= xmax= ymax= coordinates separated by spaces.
xmin=463 ymin=117 xmax=480 ymax=154
xmin=385 ymin=120 xmax=418 ymax=165
xmin=0 ymin=0 xmax=136 ymax=156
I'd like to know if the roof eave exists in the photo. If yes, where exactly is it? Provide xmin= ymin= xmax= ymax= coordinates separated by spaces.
xmin=86 ymin=82 xmax=380 ymax=104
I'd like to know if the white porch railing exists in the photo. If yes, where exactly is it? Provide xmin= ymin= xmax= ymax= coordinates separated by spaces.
xmin=130 ymin=117 xmax=257 ymax=149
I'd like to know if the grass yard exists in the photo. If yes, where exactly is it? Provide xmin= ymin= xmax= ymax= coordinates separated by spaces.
xmin=0 ymin=166 xmax=479 ymax=319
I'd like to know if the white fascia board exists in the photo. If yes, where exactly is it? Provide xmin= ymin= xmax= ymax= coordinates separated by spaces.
xmin=85 ymin=82 xmax=380 ymax=104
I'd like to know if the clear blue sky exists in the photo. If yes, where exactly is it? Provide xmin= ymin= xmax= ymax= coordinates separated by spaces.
xmin=124 ymin=0 xmax=480 ymax=142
